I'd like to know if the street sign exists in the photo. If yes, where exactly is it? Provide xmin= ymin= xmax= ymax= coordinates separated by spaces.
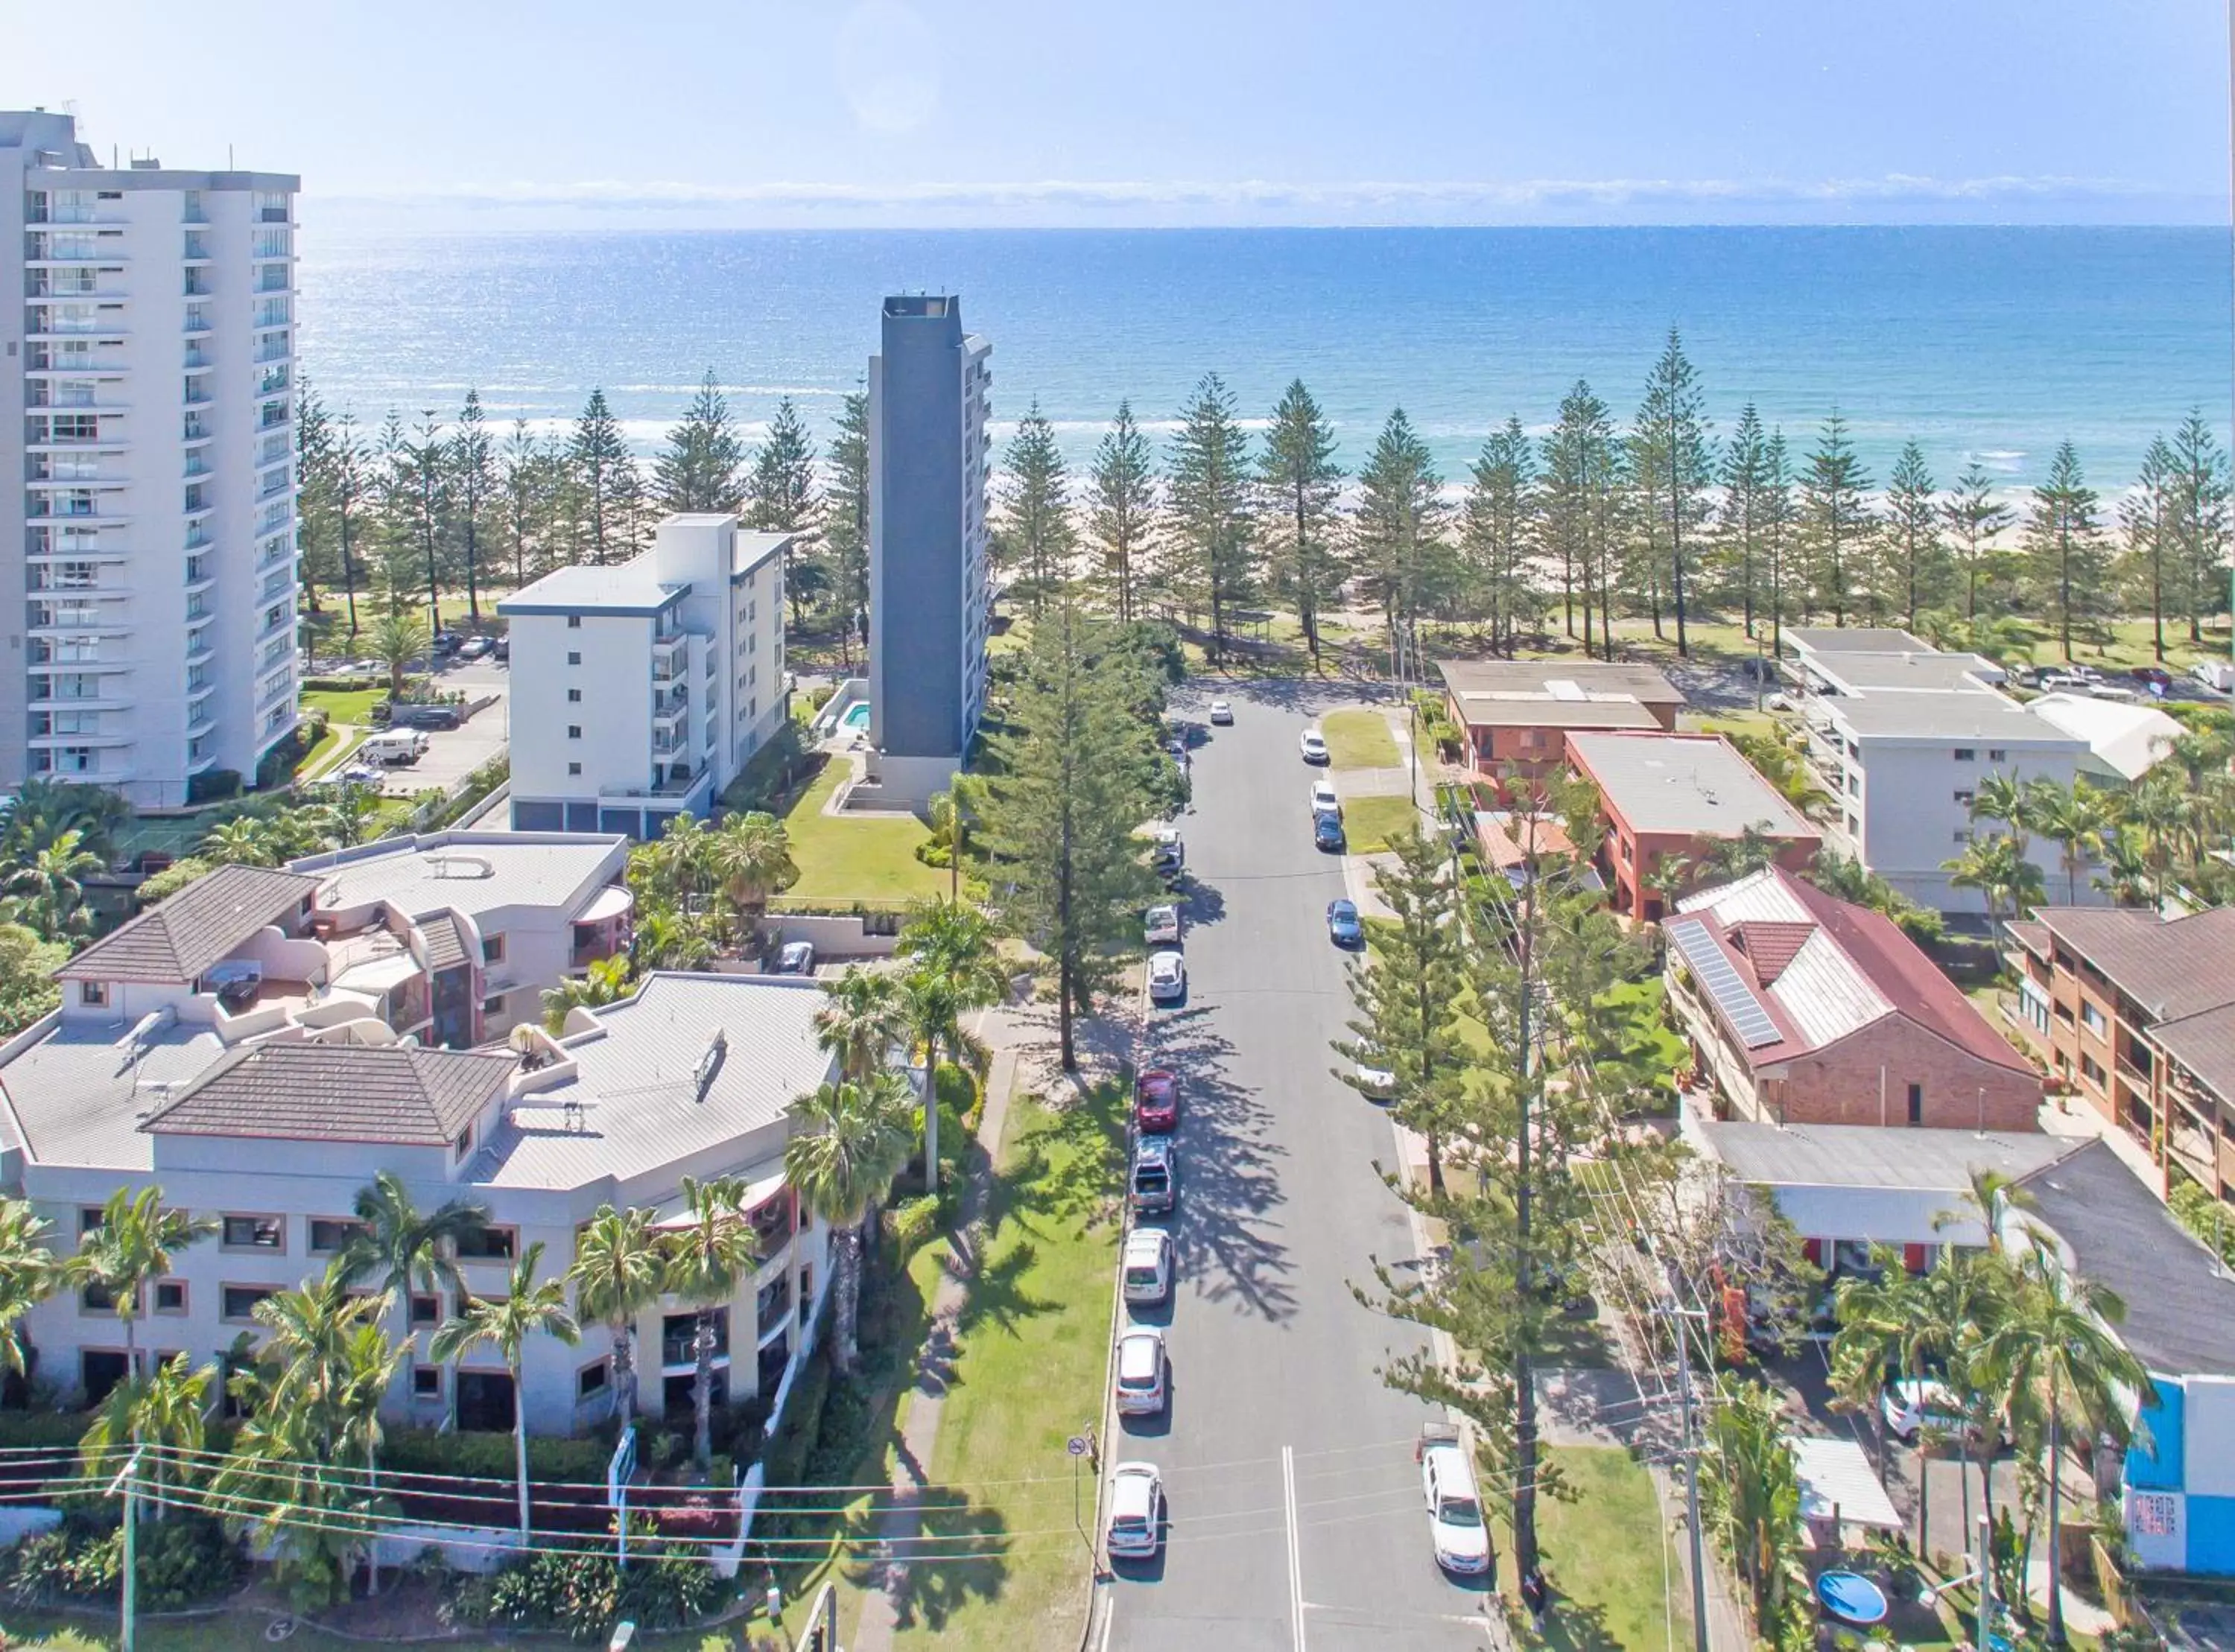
xmin=1065 ymin=1435 xmax=1088 ymax=1458
xmin=607 ymin=1426 xmax=638 ymax=1508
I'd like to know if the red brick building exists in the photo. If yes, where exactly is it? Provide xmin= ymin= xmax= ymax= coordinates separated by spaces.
xmin=1436 ymin=659 xmax=1684 ymax=795
xmin=1567 ymin=731 xmax=1820 ymax=922
xmin=1665 ymin=867 xmax=2039 ymax=1131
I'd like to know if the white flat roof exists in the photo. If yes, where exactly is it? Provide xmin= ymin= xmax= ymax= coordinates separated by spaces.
xmin=292 ymin=833 xmax=627 ymax=924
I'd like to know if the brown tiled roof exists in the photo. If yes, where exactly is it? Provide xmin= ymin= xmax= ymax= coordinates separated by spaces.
xmin=418 ymin=911 xmax=471 ymax=973
xmin=142 ymin=1041 xmax=513 ymax=1146
xmin=2004 ymin=919 xmax=2051 ymax=959
xmin=2034 ymin=906 xmax=2235 ymax=1023
xmin=60 ymin=865 xmax=319 ymax=984
xmin=1728 ymin=921 xmax=1816 ymax=987
xmin=2149 ymin=1003 xmax=2235 ymax=1108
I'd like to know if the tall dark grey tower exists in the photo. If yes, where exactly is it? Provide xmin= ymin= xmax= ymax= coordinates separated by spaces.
xmin=867 ymin=295 xmax=992 ymax=806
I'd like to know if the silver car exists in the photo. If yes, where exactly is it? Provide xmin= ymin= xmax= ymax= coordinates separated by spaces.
xmin=1115 ymin=1328 xmax=1169 ymax=1417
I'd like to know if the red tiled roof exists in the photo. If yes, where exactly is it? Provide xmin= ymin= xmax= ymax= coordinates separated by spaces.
xmin=1474 ymin=814 xmax=1578 ymax=870
xmin=1728 ymin=921 xmax=1815 ymax=987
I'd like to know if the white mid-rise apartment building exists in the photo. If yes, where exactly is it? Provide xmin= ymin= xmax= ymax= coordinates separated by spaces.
xmin=3 ymin=110 xmax=301 ymax=808
xmin=500 ymin=513 xmax=790 ymax=839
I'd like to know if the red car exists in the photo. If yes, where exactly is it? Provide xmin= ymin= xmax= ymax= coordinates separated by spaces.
xmin=1134 ymin=1069 xmax=1180 ymax=1134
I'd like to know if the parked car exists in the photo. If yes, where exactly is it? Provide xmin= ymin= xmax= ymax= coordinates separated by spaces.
xmin=1300 ymin=727 xmax=1329 ymax=763
xmin=1308 ymin=779 xmax=1341 ymax=817
xmin=1150 ymin=827 xmax=1184 ymax=883
xmin=2193 ymin=659 xmax=2235 ymax=693
xmin=1418 ymin=1426 xmax=1494 ymax=1578
xmin=1147 ymin=950 xmax=1186 ymax=1003
xmin=457 ymin=635 xmax=494 ymax=660
xmin=1313 ymin=813 xmax=1346 ymax=853
xmin=493 ymin=635 xmax=510 ymax=661
xmin=1129 ymin=1137 xmax=1177 ymax=1214
xmin=1880 ymin=1377 xmax=2000 ymax=1443
xmin=1122 ymin=1229 xmax=1174 ymax=1306
xmin=770 ymin=941 xmax=816 ymax=975
xmin=1208 ymin=699 xmax=1234 ymax=725
xmin=431 ymin=630 xmax=463 ymax=655
xmin=2132 ymin=665 xmax=2175 ymax=691
xmin=1353 ymin=1061 xmax=1398 ymax=1102
xmin=338 ymin=763 xmax=383 ymax=788
xmin=1106 ymin=1462 xmax=1166 ymax=1560
xmin=390 ymin=702 xmax=464 ymax=731
xmin=2087 ymin=680 xmax=2140 ymax=701
xmin=361 ymin=731 xmax=426 ymax=766
xmin=1115 ymin=1328 xmax=1169 ymax=1417
xmin=1326 ymin=898 xmax=1364 ymax=947
xmin=1144 ymin=904 xmax=1182 ymax=947
xmin=1134 ymin=1069 xmax=1180 ymax=1134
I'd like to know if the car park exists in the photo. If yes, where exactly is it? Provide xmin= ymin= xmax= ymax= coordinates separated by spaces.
xmin=1134 ymin=1069 xmax=1180 ymax=1133
xmin=1208 ymin=699 xmax=1234 ymax=724
xmin=1326 ymin=898 xmax=1364 ymax=947
xmin=770 ymin=941 xmax=816 ymax=975
xmin=1144 ymin=904 xmax=1182 ymax=947
xmin=1418 ymin=1426 xmax=1493 ymax=1578
xmin=1300 ymin=727 xmax=1329 ymax=763
xmin=1122 ymin=1229 xmax=1174 ymax=1306
xmin=1106 ymin=1462 xmax=1166 ymax=1559
xmin=1115 ymin=1327 xmax=1170 ymax=1417
xmin=1147 ymin=950 xmax=1186 ymax=1003
xmin=1313 ymin=813 xmax=1345 ymax=852
xmin=1309 ymin=779 xmax=1341 ymax=817
xmin=1129 ymin=1137 xmax=1177 ymax=1214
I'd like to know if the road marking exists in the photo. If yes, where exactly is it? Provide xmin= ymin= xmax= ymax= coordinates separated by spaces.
xmin=1282 ymin=1444 xmax=1307 ymax=1652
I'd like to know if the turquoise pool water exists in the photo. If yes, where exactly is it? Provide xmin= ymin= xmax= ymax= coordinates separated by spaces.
xmin=843 ymin=702 xmax=872 ymax=731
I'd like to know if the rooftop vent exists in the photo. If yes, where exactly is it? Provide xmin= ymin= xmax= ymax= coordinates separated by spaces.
xmin=428 ymin=854 xmax=495 ymax=880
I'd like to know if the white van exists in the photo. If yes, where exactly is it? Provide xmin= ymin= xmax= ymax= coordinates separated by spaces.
xmin=2193 ymin=659 xmax=2235 ymax=694
xmin=361 ymin=731 xmax=427 ymax=766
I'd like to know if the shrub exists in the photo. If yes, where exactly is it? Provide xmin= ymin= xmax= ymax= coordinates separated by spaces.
xmin=886 ymin=1195 xmax=940 ymax=1258
xmin=476 ymin=1543 xmax=720 ymax=1641
xmin=381 ymin=1426 xmax=611 ymax=1486
xmin=1 ymin=1510 xmax=237 ymax=1610
xmin=187 ymin=769 xmax=242 ymax=805
xmin=807 ymin=683 xmax=837 ymax=713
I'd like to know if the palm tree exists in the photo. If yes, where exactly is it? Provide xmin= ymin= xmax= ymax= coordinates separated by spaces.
xmin=1979 ymin=1239 xmax=2152 ymax=1648
xmin=1912 ymin=1248 xmax=2017 ymax=1558
xmin=630 ymin=813 xmax=714 ymax=912
xmin=68 ymin=1186 xmax=217 ymax=1383
xmin=1971 ymin=772 xmax=2033 ymax=856
xmin=430 ymin=1242 xmax=580 ymax=1540
xmin=1944 ymin=832 xmax=2047 ymax=933
xmin=659 ymin=1177 xmax=758 ymax=1473
xmin=539 ymin=954 xmax=632 ymax=1033
xmin=197 ymin=815 xmax=282 ymax=868
xmin=2028 ymin=778 xmax=2113 ymax=906
xmin=568 ymin=1205 xmax=666 ymax=1434
xmin=1699 ymin=822 xmax=1786 ymax=885
xmin=1641 ymin=851 xmax=1699 ymax=915
xmin=632 ymin=906 xmax=717 ymax=972
xmin=814 ymin=965 xmax=907 ymax=1084
xmin=709 ymin=810 xmax=796 ymax=945
xmin=4 ymin=827 xmax=104 ymax=941
xmin=895 ymin=900 xmax=1009 ymax=1195
xmin=1829 ymin=1248 xmax=1936 ymax=1477
xmin=372 ymin=606 xmax=428 ymax=700
xmin=0 ymin=1198 xmax=57 ymax=1381
xmin=331 ymin=1170 xmax=489 ymax=1370
xmin=78 ymin=1353 xmax=212 ymax=1519
xmin=785 ymin=1073 xmax=914 ymax=1375
xmin=2093 ymin=824 xmax=2155 ymax=908
xmin=0 ymin=777 xmax=130 ymax=864
xmin=1702 ymin=1373 xmax=1811 ymax=1646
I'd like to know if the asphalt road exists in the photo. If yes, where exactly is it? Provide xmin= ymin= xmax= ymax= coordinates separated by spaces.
xmin=1100 ymin=679 xmax=1497 ymax=1652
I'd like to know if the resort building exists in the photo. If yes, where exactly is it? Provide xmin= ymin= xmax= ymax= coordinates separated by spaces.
xmin=1565 ymin=731 xmax=1820 ymax=922
xmin=2005 ymin=906 xmax=2235 ymax=1204
xmin=1435 ymin=659 xmax=1684 ymax=795
xmin=500 ymin=512 xmax=790 ymax=838
xmin=1665 ymin=867 xmax=2039 ymax=1131
xmin=2 ymin=109 xmax=302 ymax=808
xmin=867 ymin=295 xmax=993 ymax=807
xmin=1 ymin=966 xmax=837 ymax=1436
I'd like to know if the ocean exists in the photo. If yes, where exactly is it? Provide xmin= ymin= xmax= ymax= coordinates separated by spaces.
xmin=297 ymin=226 xmax=2234 ymax=493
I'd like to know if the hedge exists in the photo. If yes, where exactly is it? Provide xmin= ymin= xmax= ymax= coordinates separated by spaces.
xmin=381 ymin=1426 xmax=612 ymax=1486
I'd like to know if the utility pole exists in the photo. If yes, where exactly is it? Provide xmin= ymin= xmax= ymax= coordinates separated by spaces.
xmin=112 ymin=1446 xmax=145 ymax=1652
xmin=1669 ymin=1300 xmax=1711 ymax=1652
xmin=1512 ymin=827 xmax=1541 ymax=1581
xmin=1977 ymin=1510 xmax=1994 ymax=1652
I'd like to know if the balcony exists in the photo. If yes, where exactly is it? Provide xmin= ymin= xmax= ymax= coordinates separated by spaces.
xmin=259 ymin=404 xmax=290 ymax=431
xmin=254 ymin=335 xmax=292 ymax=364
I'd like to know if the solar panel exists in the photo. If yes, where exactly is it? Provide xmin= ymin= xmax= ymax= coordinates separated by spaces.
xmin=1667 ymin=919 xmax=1783 ymax=1049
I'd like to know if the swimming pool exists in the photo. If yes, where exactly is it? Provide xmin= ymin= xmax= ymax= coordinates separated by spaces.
xmin=843 ymin=702 xmax=872 ymax=731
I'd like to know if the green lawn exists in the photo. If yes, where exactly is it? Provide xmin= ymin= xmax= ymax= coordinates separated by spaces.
xmin=779 ymin=760 xmax=951 ymax=909
xmin=1512 ymin=1446 xmax=1690 ymax=1652
xmin=302 ymin=687 xmax=386 ymax=726
xmin=1343 ymin=792 xmax=1424 ymax=855
xmin=1321 ymin=708 xmax=1404 ymax=769
xmin=0 ymin=1610 xmax=747 ymax=1651
xmin=893 ymin=1077 xmax=1126 ymax=1649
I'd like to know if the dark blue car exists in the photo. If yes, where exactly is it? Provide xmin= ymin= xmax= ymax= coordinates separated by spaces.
xmin=1314 ymin=813 xmax=1345 ymax=853
xmin=1326 ymin=899 xmax=1364 ymax=946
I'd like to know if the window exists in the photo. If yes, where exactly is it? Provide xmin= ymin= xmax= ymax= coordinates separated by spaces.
xmin=482 ymin=935 xmax=505 ymax=965
xmin=1906 ymin=1083 xmax=1924 ymax=1126
xmin=1953 ymin=748 xmax=1976 ymax=762
xmin=79 ymin=1207 xmax=106 ymax=1234
xmin=411 ymin=1365 xmax=443 ymax=1400
xmin=1845 ymin=772 xmax=1860 ymax=795
xmin=1954 ymin=790 xmax=1974 ymax=807
xmin=577 ymin=1360 xmax=610 ymax=1400
xmin=78 ymin=980 xmax=108 ymax=1008
xmin=568 ymin=725 xmax=582 ymax=740
xmin=308 ymin=1219 xmax=364 ymax=1254
xmin=567 ymin=650 xmax=582 ymax=665
xmin=568 ymin=762 xmax=582 ymax=776
xmin=2081 ymin=1000 xmax=2108 ymax=1035
xmin=80 ymin=1283 xmax=117 ymax=1312
xmin=410 ymin=1292 xmax=440 ymax=1327
xmin=454 ymin=1122 xmax=475 ymax=1160
xmin=1988 ymin=749 xmax=2008 ymax=763
xmin=482 ymin=994 xmax=506 ymax=1015
xmin=2079 ymin=1053 xmax=2108 ymax=1087
xmin=1953 ymin=829 xmax=1972 ymax=844
xmin=222 ymin=1285 xmax=278 ymax=1323
xmin=153 ymin=1281 xmax=187 ymax=1315
xmin=221 ymin=1215 xmax=284 ymax=1251
xmin=567 ymin=615 xmax=582 ymax=628
xmin=567 ymin=687 xmax=582 ymax=702
xmin=454 ymin=1224 xmax=516 ymax=1262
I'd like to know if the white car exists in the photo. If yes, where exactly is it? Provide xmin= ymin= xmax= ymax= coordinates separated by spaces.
xmin=1208 ymin=699 xmax=1234 ymax=725
xmin=1144 ymin=904 xmax=1182 ymax=947
xmin=1147 ymin=950 xmax=1186 ymax=1003
xmin=1353 ymin=1061 xmax=1398 ymax=1102
xmin=1880 ymin=1377 xmax=1996 ymax=1443
xmin=1420 ymin=1433 xmax=1493 ymax=1577
xmin=1300 ymin=727 xmax=1329 ymax=763
xmin=1115 ymin=1328 xmax=1169 ymax=1416
xmin=1309 ymin=779 xmax=1341 ymax=817
xmin=1123 ymin=1229 xmax=1173 ymax=1306
xmin=1106 ymin=1461 xmax=1165 ymax=1559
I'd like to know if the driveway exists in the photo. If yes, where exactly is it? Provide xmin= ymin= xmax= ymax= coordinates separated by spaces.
xmin=371 ymin=655 xmax=510 ymax=798
xmin=1101 ymin=680 xmax=1496 ymax=1652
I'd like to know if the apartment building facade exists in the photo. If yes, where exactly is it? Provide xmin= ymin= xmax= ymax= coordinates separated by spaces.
xmin=2006 ymin=906 xmax=2235 ymax=1203
xmin=867 ymin=295 xmax=992 ymax=807
xmin=4 ymin=110 xmax=300 ymax=807
xmin=501 ymin=513 xmax=790 ymax=839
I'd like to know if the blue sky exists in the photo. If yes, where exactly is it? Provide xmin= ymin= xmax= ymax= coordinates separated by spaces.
xmin=4 ymin=0 xmax=2228 ymax=227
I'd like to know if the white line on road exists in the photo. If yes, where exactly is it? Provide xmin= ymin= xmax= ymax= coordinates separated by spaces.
xmin=1281 ymin=1444 xmax=1307 ymax=1652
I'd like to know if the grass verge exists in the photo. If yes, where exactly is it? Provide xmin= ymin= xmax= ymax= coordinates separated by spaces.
xmin=1512 ymin=1445 xmax=1689 ymax=1652
xmin=781 ymin=760 xmax=951 ymax=908
xmin=1322 ymin=707 xmax=1403 ymax=769
xmin=1343 ymin=792 xmax=1424 ymax=854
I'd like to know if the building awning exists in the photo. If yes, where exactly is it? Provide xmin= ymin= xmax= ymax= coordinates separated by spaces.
xmin=1794 ymin=1437 xmax=1902 ymax=1530
xmin=333 ymin=953 xmax=422 ymax=995
xmin=577 ymin=885 xmax=634 ymax=925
